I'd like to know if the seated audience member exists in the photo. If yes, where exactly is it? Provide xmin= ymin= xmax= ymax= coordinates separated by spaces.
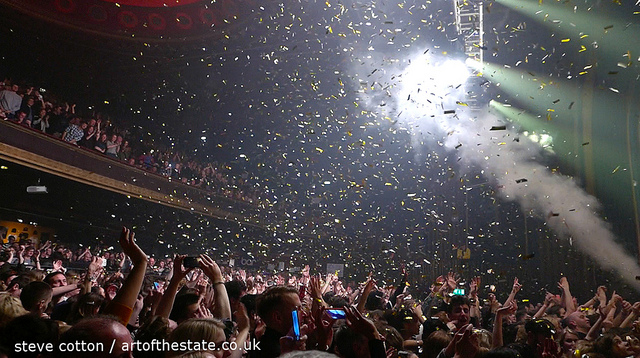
xmin=13 ymin=110 xmax=31 ymax=126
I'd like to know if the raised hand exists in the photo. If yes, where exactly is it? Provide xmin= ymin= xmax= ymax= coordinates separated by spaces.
xmin=469 ymin=276 xmax=481 ymax=296
xmin=235 ymin=302 xmax=250 ymax=332
xmin=453 ymin=325 xmax=480 ymax=358
xmin=172 ymin=255 xmax=194 ymax=282
xmin=543 ymin=292 xmax=552 ymax=306
xmin=199 ymin=254 xmax=223 ymax=282
xmin=446 ymin=271 xmax=460 ymax=291
xmin=558 ymin=277 xmax=570 ymax=291
xmin=53 ymin=260 xmax=64 ymax=272
xmin=497 ymin=300 xmax=518 ymax=317
xmin=511 ymin=277 xmax=522 ymax=294
xmin=344 ymin=305 xmax=380 ymax=341
xmin=88 ymin=256 xmax=103 ymax=277
xmin=119 ymin=227 xmax=147 ymax=265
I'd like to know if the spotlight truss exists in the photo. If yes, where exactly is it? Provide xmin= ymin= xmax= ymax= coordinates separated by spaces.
xmin=454 ymin=0 xmax=485 ymax=108
xmin=454 ymin=0 xmax=484 ymax=64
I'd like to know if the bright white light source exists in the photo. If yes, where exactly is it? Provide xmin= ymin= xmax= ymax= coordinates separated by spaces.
xmin=435 ymin=60 xmax=471 ymax=86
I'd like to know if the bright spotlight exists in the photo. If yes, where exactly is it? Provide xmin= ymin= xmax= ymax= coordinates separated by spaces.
xmin=401 ymin=55 xmax=470 ymax=98
xmin=435 ymin=60 xmax=470 ymax=86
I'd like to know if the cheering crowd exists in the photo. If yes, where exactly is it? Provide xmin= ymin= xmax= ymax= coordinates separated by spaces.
xmin=0 ymin=80 xmax=262 ymax=206
xmin=1 ymin=227 xmax=640 ymax=358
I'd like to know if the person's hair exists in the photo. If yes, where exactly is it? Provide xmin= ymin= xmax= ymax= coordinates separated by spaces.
xmin=168 ymin=318 xmax=226 ymax=357
xmin=333 ymin=324 xmax=367 ymax=358
xmin=224 ymin=280 xmax=246 ymax=301
xmin=0 ymin=314 xmax=59 ymax=358
xmin=422 ymin=316 xmax=449 ymax=341
xmin=547 ymin=305 xmax=565 ymax=318
xmin=593 ymin=333 xmax=618 ymax=355
xmin=375 ymin=322 xmax=403 ymax=351
xmin=20 ymin=281 xmax=52 ymax=312
xmin=476 ymin=328 xmax=493 ymax=349
xmin=240 ymin=293 xmax=257 ymax=317
xmin=447 ymin=295 xmax=471 ymax=314
xmin=575 ymin=339 xmax=594 ymax=356
xmin=26 ymin=269 xmax=46 ymax=282
xmin=422 ymin=330 xmax=451 ymax=358
xmin=57 ymin=316 xmax=122 ymax=357
xmin=169 ymin=292 xmax=200 ymax=323
xmin=385 ymin=308 xmax=415 ymax=333
xmin=326 ymin=294 xmax=349 ymax=308
xmin=255 ymin=285 xmax=298 ymax=319
xmin=0 ymin=250 xmax=10 ymax=263
xmin=515 ymin=309 xmax=527 ymax=322
xmin=174 ymin=352 xmax=217 ymax=358
xmin=44 ymin=271 xmax=65 ymax=285
xmin=8 ymin=274 xmax=33 ymax=291
xmin=136 ymin=316 xmax=173 ymax=358
xmin=484 ymin=347 xmax=522 ymax=358
xmin=280 ymin=351 xmax=340 ymax=358
xmin=364 ymin=290 xmax=385 ymax=311
xmin=66 ymin=292 xmax=105 ymax=324
xmin=0 ymin=292 xmax=28 ymax=324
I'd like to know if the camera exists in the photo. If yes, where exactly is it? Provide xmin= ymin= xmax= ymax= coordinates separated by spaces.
xmin=183 ymin=256 xmax=201 ymax=268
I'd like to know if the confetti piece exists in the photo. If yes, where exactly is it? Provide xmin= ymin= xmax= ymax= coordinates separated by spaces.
xmin=515 ymin=178 xmax=528 ymax=183
xmin=490 ymin=125 xmax=507 ymax=131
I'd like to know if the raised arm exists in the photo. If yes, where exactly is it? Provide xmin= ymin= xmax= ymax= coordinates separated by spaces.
xmin=621 ymin=302 xmax=640 ymax=329
xmin=103 ymin=227 xmax=148 ymax=325
xmin=468 ymin=276 xmax=481 ymax=324
xmin=503 ymin=277 xmax=521 ymax=307
xmin=533 ymin=292 xmax=554 ymax=319
xmin=82 ymin=256 xmax=103 ymax=295
xmin=558 ymin=277 xmax=576 ymax=315
xmin=156 ymin=255 xmax=193 ymax=319
xmin=585 ymin=307 xmax=606 ymax=341
xmin=492 ymin=300 xmax=517 ymax=349
xmin=356 ymin=277 xmax=375 ymax=313
xmin=199 ymin=254 xmax=231 ymax=320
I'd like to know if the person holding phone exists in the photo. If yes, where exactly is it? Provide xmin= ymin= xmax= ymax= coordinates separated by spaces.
xmin=252 ymin=286 xmax=303 ymax=358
